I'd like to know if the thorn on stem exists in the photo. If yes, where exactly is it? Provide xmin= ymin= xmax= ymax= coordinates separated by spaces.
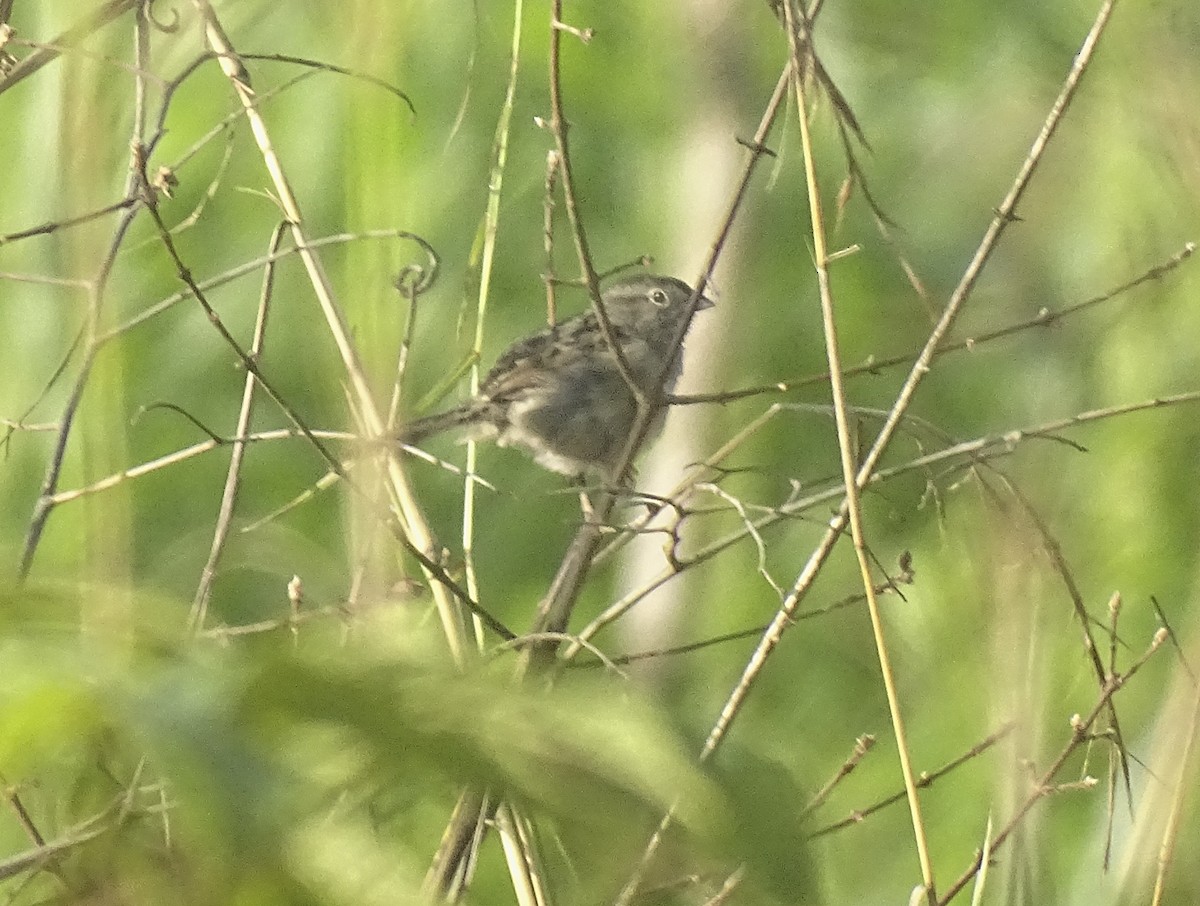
xmin=552 ymin=19 xmax=595 ymax=43
xmin=735 ymin=135 xmax=778 ymax=157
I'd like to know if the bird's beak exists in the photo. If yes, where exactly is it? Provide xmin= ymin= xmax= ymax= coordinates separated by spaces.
xmin=696 ymin=293 xmax=715 ymax=311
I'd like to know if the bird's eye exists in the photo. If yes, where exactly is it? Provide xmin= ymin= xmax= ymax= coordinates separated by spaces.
xmin=649 ymin=288 xmax=669 ymax=307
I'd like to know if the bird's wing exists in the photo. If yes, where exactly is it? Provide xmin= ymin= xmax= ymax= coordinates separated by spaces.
xmin=481 ymin=312 xmax=633 ymax=401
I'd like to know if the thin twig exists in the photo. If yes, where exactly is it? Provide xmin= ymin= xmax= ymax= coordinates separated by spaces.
xmin=672 ymin=241 xmax=1196 ymax=407
xmin=935 ymin=627 xmax=1166 ymax=905
xmin=18 ymin=2 xmax=152 ymax=579
xmin=784 ymin=0 xmax=937 ymax=895
xmin=99 ymin=229 xmax=438 ymax=344
xmin=189 ymin=0 xmax=471 ymax=668
xmin=613 ymin=6 xmax=1122 ymax=891
xmin=1150 ymin=652 xmax=1200 ymax=906
xmin=188 ymin=222 xmax=286 ymax=632
xmin=704 ymin=0 xmax=1119 ymax=777
xmin=803 ymin=734 xmax=877 ymax=817
xmin=0 ymin=0 xmax=140 ymax=95
xmin=544 ymin=2 xmax=640 ymax=409
xmin=811 ymin=724 xmax=1015 ymax=837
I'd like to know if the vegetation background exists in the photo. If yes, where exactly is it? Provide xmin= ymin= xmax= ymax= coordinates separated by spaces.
xmin=1 ymin=1 xmax=1198 ymax=904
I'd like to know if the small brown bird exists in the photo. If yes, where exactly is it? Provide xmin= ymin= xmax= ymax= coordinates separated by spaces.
xmin=400 ymin=274 xmax=712 ymax=478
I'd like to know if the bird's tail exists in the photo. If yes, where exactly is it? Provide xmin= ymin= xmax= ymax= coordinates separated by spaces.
xmin=397 ymin=406 xmax=475 ymax=444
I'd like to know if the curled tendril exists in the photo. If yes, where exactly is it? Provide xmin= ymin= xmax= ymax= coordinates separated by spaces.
xmin=391 ymin=231 xmax=440 ymax=300
xmin=147 ymin=0 xmax=181 ymax=34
